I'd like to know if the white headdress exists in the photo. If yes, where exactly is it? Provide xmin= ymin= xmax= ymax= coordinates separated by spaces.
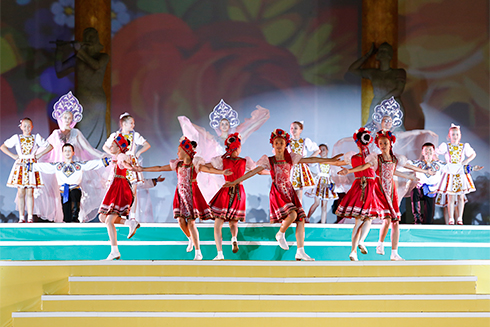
xmin=120 ymin=112 xmax=131 ymax=120
xmin=52 ymin=91 xmax=83 ymax=129
xmin=372 ymin=96 xmax=403 ymax=129
xmin=450 ymin=123 xmax=460 ymax=130
xmin=209 ymin=99 xmax=240 ymax=130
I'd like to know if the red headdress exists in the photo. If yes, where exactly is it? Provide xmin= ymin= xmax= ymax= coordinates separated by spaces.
xmin=269 ymin=128 xmax=290 ymax=146
xmin=353 ymin=127 xmax=373 ymax=158
xmin=179 ymin=136 xmax=197 ymax=159
xmin=375 ymin=130 xmax=396 ymax=147
xmin=115 ymin=133 xmax=130 ymax=153
xmin=224 ymin=132 xmax=241 ymax=157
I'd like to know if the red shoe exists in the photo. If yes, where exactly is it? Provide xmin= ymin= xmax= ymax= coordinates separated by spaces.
xmin=448 ymin=218 xmax=455 ymax=225
xmin=18 ymin=220 xmax=25 ymax=224
xmin=457 ymin=218 xmax=463 ymax=225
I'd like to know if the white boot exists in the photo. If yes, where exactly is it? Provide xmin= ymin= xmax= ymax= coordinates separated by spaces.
xmin=186 ymin=237 xmax=193 ymax=252
xmin=275 ymin=232 xmax=289 ymax=250
xmin=194 ymin=249 xmax=203 ymax=261
xmin=126 ymin=219 xmax=140 ymax=239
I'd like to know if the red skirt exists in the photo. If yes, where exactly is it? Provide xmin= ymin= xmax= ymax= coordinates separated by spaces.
xmin=209 ymin=184 xmax=246 ymax=221
xmin=336 ymin=177 xmax=381 ymax=220
xmin=99 ymin=177 xmax=134 ymax=216
xmin=269 ymin=183 xmax=307 ymax=224
xmin=375 ymin=179 xmax=401 ymax=221
xmin=173 ymin=182 xmax=213 ymax=220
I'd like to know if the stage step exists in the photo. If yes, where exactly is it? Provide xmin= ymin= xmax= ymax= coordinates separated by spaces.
xmin=67 ymin=275 xmax=477 ymax=295
xmin=6 ymin=261 xmax=490 ymax=327
xmin=40 ymin=294 xmax=490 ymax=312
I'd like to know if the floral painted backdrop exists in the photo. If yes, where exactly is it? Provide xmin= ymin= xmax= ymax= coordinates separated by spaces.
xmin=0 ymin=0 xmax=488 ymax=223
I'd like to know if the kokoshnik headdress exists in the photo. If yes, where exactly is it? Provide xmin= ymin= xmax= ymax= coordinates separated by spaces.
xmin=372 ymin=96 xmax=403 ymax=130
xmin=179 ymin=136 xmax=197 ymax=159
xmin=52 ymin=91 xmax=83 ymax=129
xmin=209 ymin=99 xmax=240 ymax=132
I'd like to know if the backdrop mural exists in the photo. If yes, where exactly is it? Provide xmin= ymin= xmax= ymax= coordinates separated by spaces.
xmin=1 ymin=0 xmax=488 ymax=224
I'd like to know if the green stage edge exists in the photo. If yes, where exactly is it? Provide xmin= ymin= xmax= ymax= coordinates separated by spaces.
xmin=1 ymin=224 xmax=489 ymax=261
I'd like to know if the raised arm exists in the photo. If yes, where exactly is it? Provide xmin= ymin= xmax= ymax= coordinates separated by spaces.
xmin=223 ymin=166 xmax=265 ymax=187
xmin=76 ymin=49 xmax=109 ymax=71
xmin=348 ymin=43 xmax=375 ymax=77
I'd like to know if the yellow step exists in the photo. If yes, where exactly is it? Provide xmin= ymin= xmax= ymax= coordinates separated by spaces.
xmin=12 ymin=312 xmax=490 ymax=327
xmin=40 ymin=294 xmax=490 ymax=312
xmin=68 ymin=276 xmax=477 ymax=295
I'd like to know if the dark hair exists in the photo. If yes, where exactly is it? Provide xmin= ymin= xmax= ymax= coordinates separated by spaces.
xmin=319 ymin=144 xmax=328 ymax=151
xmin=20 ymin=117 xmax=33 ymax=124
xmin=190 ymin=141 xmax=197 ymax=148
xmin=62 ymin=143 xmax=75 ymax=151
xmin=422 ymin=142 xmax=435 ymax=149
xmin=292 ymin=121 xmax=304 ymax=130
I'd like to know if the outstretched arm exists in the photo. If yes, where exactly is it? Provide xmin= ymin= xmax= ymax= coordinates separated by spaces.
xmin=338 ymin=162 xmax=372 ymax=176
xmin=299 ymin=153 xmax=344 ymax=164
xmin=223 ymin=167 xmax=265 ymax=187
xmin=139 ymin=165 xmax=172 ymax=172
xmin=199 ymin=165 xmax=232 ymax=176
xmin=236 ymin=105 xmax=270 ymax=142
xmin=394 ymin=170 xmax=418 ymax=181
xmin=404 ymin=163 xmax=435 ymax=175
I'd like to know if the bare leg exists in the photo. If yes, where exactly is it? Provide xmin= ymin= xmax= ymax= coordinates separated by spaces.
xmin=391 ymin=221 xmax=400 ymax=250
xmin=17 ymin=188 xmax=26 ymax=220
xmin=359 ymin=219 xmax=372 ymax=244
xmin=129 ymin=184 xmax=137 ymax=219
xmin=447 ymin=194 xmax=456 ymax=224
xmin=105 ymin=214 xmax=119 ymax=246
xmin=456 ymin=194 xmax=465 ymax=224
xmin=187 ymin=219 xmax=200 ymax=250
xmin=320 ymin=201 xmax=328 ymax=224
xmin=307 ymin=198 xmax=320 ymax=219
xmin=295 ymin=219 xmax=305 ymax=248
xmin=378 ymin=218 xmax=390 ymax=242
xmin=178 ymin=217 xmax=191 ymax=238
xmin=26 ymin=188 xmax=34 ymax=218
xmin=279 ymin=210 xmax=298 ymax=233
xmin=296 ymin=189 xmax=303 ymax=205
xmin=214 ymin=218 xmax=224 ymax=252
xmin=351 ymin=219 xmax=363 ymax=253
xmin=229 ymin=220 xmax=238 ymax=238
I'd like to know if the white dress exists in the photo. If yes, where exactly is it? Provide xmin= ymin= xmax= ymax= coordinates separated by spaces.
xmin=4 ymin=134 xmax=50 ymax=188
xmin=288 ymin=137 xmax=319 ymax=191
xmin=34 ymin=128 xmax=110 ymax=222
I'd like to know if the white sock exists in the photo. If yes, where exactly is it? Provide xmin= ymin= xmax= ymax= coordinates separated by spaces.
xmin=217 ymin=251 xmax=223 ymax=256
xmin=111 ymin=245 xmax=119 ymax=253
xmin=277 ymin=231 xmax=285 ymax=238
xmin=129 ymin=212 xmax=136 ymax=219
xmin=296 ymin=247 xmax=305 ymax=255
xmin=231 ymin=236 xmax=237 ymax=242
xmin=377 ymin=241 xmax=383 ymax=247
xmin=195 ymin=249 xmax=202 ymax=255
xmin=27 ymin=214 xmax=33 ymax=221
xmin=124 ymin=219 xmax=131 ymax=226
xmin=19 ymin=215 xmax=25 ymax=221
xmin=391 ymin=249 xmax=398 ymax=256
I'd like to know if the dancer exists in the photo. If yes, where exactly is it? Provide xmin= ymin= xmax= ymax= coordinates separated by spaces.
xmin=178 ymin=100 xmax=269 ymax=201
xmin=305 ymin=144 xmax=338 ymax=223
xmin=104 ymin=113 xmax=151 ymax=221
xmin=208 ymin=133 xmax=263 ymax=260
xmin=373 ymin=131 xmax=419 ymax=261
xmin=435 ymin=124 xmax=477 ymax=225
xmin=33 ymin=144 xmax=111 ymax=223
xmin=1 ymin=118 xmax=53 ymax=223
xmin=137 ymin=137 xmax=232 ymax=260
xmin=336 ymin=128 xmax=380 ymax=261
xmin=289 ymin=121 xmax=320 ymax=204
xmin=37 ymin=91 xmax=110 ymax=222
xmin=99 ymin=134 xmax=140 ymax=261
xmin=233 ymin=129 xmax=343 ymax=261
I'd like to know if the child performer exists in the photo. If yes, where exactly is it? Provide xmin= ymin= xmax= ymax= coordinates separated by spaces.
xmin=103 ymin=113 xmax=151 ymax=221
xmin=435 ymin=124 xmax=477 ymax=225
xmin=233 ymin=129 xmax=343 ymax=261
xmin=1 ymin=118 xmax=53 ymax=223
xmin=137 ymin=137 xmax=232 ymax=261
xmin=33 ymin=144 xmax=111 ymax=223
xmin=289 ymin=121 xmax=320 ymax=204
xmin=373 ymin=131 xmax=419 ymax=261
xmin=336 ymin=128 xmax=380 ymax=261
xmin=99 ymin=134 xmax=140 ymax=260
xmin=208 ymin=133 xmax=263 ymax=260
xmin=305 ymin=143 xmax=338 ymax=223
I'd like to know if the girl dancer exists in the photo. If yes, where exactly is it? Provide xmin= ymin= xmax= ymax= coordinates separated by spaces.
xmin=305 ymin=144 xmax=338 ymax=223
xmin=289 ymin=121 xmax=320 ymax=204
xmin=99 ymin=134 xmax=140 ymax=260
xmin=233 ymin=129 xmax=342 ymax=261
xmin=435 ymin=124 xmax=477 ymax=225
xmin=373 ymin=131 xmax=418 ymax=261
xmin=104 ymin=113 xmax=151 ymax=221
xmin=138 ymin=137 xmax=231 ymax=260
xmin=336 ymin=128 xmax=380 ymax=261
xmin=1 ymin=118 xmax=53 ymax=223
xmin=208 ymin=133 xmax=263 ymax=260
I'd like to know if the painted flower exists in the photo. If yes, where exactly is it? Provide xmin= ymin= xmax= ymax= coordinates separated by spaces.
xmin=112 ymin=0 xmax=131 ymax=34
xmin=25 ymin=8 xmax=73 ymax=50
xmin=40 ymin=66 xmax=74 ymax=96
xmin=51 ymin=0 xmax=75 ymax=28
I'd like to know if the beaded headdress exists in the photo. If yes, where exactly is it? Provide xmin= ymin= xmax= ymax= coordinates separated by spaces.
xmin=209 ymin=99 xmax=240 ymax=131
xmin=179 ymin=136 xmax=197 ymax=159
xmin=270 ymin=129 xmax=290 ymax=146
xmin=52 ymin=91 xmax=83 ymax=129
xmin=115 ymin=133 xmax=130 ymax=153
xmin=371 ymin=96 xmax=403 ymax=131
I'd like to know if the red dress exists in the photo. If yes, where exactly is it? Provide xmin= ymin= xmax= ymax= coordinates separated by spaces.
xmin=171 ymin=158 xmax=213 ymax=220
xmin=374 ymin=154 xmax=401 ymax=221
xmin=257 ymin=153 xmax=307 ymax=223
xmin=209 ymin=156 xmax=254 ymax=221
xmin=99 ymin=154 xmax=134 ymax=216
xmin=336 ymin=153 xmax=380 ymax=219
